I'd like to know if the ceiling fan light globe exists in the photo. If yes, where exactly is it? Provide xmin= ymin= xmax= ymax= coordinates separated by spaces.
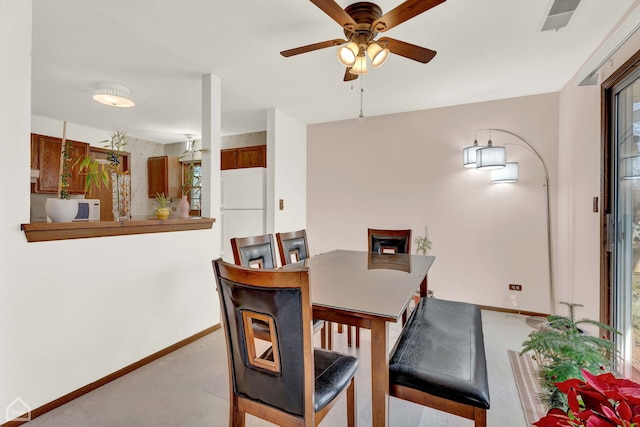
xmin=337 ymin=42 xmax=359 ymax=67
xmin=350 ymin=56 xmax=369 ymax=75
xmin=367 ymin=43 xmax=389 ymax=68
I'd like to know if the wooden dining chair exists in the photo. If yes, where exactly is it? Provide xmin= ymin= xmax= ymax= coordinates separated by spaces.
xmin=346 ymin=228 xmax=413 ymax=348
xmin=230 ymin=234 xmax=278 ymax=269
xmin=368 ymin=228 xmax=412 ymax=254
xmin=276 ymin=229 xmax=310 ymax=266
xmin=212 ymin=259 xmax=358 ymax=427
xmin=232 ymin=233 xmax=327 ymax=349
xmin=276 ymin=229 xmax=332 ymax=349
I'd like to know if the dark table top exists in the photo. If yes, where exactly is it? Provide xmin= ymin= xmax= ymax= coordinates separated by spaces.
xmin=288 ymin=250 xmax=435 ymax=322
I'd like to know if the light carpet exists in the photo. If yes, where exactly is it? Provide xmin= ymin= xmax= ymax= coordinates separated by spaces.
xmin=508 ymin=350 xmax=547 ymax=426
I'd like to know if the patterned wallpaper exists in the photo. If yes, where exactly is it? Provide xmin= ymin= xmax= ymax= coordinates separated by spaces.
xmin=127 ymin=136 xmax=165 ymax=216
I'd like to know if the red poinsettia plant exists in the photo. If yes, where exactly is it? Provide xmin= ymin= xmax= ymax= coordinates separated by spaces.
xmin=534 ymin=369 xmax=640 ymax=427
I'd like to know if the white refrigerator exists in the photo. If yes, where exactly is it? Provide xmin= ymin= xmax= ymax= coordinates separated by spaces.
xmin=220 ymin=168 xmax=266 ymax=263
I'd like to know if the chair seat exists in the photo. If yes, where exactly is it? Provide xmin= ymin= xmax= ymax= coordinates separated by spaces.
xmin=314 ymin=349 xmax=359 ymax=412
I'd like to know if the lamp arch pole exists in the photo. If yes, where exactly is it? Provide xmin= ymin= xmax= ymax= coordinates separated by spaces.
xmin=477 ymin=128 xmax=555 ymax=315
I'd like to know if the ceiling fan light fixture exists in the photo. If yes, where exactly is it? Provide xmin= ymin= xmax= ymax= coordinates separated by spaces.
xmin=350 ymin=55 xmax=369 ymax=75
xmin=93 ymin=83 xmax=135 ymax=108
xmin=337 ymin=42 xmax=359 ymax=67
xmin=367 ymin=42 xmax=389 ymax=68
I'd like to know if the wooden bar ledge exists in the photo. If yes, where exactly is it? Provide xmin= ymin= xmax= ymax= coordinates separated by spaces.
xmin=21 ymin=217 xmax=215 ymax=242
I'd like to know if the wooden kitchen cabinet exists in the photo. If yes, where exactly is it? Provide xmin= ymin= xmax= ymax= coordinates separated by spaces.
xmin=31 ymin=133 xmax=89 ymax=194
xmin=148 ymin=156 xmax=181 ymax=198
xmin=221 ymin=145 xmax=266 ymax=170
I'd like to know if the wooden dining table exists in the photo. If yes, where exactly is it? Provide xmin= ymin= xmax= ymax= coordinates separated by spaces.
xmin=286 ymin=249 xmax=436 ymax=427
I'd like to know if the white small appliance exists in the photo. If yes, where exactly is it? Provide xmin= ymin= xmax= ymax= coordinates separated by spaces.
xmin=74 ymin=199 xmax=100 ymax=221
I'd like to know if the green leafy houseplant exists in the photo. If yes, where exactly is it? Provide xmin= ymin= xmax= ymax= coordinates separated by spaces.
xmin=154 ymin=192 xmax=171 ymax=219
xmin=155 ymin=192 xmax=169 ymax=208
xmin=414 ymin=227 xmax=432 ymax=255
xmin=75 ymin=130 xmax=127 ymax=194
xmin=521 ymin=302 xmax=620 ymax=410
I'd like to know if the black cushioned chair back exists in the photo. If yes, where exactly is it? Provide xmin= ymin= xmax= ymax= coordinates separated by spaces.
xmin=368 ymin=228 xmax=412 ymax=254
xmin=276 ymin=230 xmax=309 ymax=266
xmin=231 ymin=234 xmax=278 ymax=269
xmin=215 ymin=266 xmax=306 ymax=416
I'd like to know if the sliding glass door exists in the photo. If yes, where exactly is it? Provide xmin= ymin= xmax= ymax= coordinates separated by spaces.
xmin=609 ymin=66 xmax=640 ymax=378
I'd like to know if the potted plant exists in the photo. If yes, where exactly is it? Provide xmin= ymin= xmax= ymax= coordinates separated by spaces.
xmin=45 ymin=121 xmax=79 ymax=222
xmin=154 ymin=192 xmax=171 ymax=219
xmin=533 ymin=369 xmax=640 ymax=427
xmin=520 ymin=302 xmax=620 ymax=410
xmin=75 ymin=130 xmax=129 ymax=220
xmin=414 ymin=227 xmax=432 ymax=255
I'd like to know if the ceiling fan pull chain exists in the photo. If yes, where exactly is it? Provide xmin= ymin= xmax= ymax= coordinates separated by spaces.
xmin=359 ymin=75 xmax=365 ymax=119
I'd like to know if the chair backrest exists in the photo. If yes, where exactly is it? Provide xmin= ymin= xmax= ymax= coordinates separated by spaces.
xmin=276 ymin=229 xmax=310 ymax=265
xmin=212 ymin=259 xmax=314 ymax=419
xmin=368 ymin=228 xmax=412 ymax=254
xmin=230 ymin=234 xmax=278 ymax=269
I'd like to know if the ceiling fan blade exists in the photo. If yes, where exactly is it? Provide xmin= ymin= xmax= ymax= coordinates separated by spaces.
xmin=310 ymin=0 xmax=357 ymax=31
xmin=343 ymin=68 xmax=358 ymax=82
xmin=379 ymin=37 xmax=436 ymax=63
xmin=280 ymin=39 xmax=347 ymax=57
xmin=372 ymin=0 xmax=446 ymax=32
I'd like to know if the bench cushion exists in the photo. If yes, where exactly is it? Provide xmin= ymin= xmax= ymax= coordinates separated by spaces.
xmin=389 ymin=298 xmax=490 ymax=410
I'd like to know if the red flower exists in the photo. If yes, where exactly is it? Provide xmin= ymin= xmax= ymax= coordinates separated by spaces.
xmin=535 ymin=369 xmax=640 ymax=427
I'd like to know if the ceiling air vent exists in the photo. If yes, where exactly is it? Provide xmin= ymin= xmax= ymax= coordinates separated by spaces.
xmin=539 ymin=0 xmax=581 ymax=32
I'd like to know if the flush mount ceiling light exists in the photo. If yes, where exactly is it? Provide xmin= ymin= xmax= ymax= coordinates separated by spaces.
xmin=93 ymin=83 xmax=135 ymax=108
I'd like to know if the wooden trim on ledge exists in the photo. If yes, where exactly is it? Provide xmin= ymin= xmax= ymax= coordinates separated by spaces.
xmin=21 ymin=217 xmax=215 ymax=242
xmin=1 ymin=324 xmax=221 ymax=427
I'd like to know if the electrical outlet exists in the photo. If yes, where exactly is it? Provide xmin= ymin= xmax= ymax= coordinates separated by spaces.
xmin=509 ymin=283 xmax=522 ymax=291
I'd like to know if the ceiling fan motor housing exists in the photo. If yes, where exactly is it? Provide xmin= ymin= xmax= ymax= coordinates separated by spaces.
xmin=343 ymin=2 xmax=383 ymax=50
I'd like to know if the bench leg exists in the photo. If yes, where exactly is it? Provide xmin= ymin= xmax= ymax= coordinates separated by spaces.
xmin=474 ymin=408 xmax=486 ymax=427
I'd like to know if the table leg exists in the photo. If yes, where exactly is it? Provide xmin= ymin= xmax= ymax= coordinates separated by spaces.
xmin=420 ymin=275 xmax=428 ymax=298
xmin=370 ymin=319 xmax=389 ymax=427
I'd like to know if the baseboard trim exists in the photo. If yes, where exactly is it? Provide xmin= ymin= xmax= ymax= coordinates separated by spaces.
xmin=478 ymin=304 xmax=548 ymax=318
xmin=2 ymin=324 xmax=220 ymax=427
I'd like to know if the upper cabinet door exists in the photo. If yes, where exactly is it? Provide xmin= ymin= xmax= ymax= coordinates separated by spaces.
xmin=147 ymin=156 xmax=181 ymax=199
xmin=236 ymin=145 xmax=266 ymax=168
xmin=32 ymin=133 xmax=89 ymax=194
xmin=221 ymin=145 xmax=266 ymax=170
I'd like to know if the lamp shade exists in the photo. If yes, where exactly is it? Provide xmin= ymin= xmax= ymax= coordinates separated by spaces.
xmin=350 ymin=55 xmax=369 ymax=75
xmin=337 ymin=42 xmax=359 ymax=67
xmin=93 ymin=83 xmax=135 ymax=108
xmin=491 ymin=162 xmax=519 ymax=183
xmin=621 ymin=155 xmax=640 ymax=179
xmin=367 ymin=42 xmax=389 ymax=68
xmin=476 ymin=145 xmax=506 ymax=170
xmin=463 ymin=140 xmax=484 ymax=168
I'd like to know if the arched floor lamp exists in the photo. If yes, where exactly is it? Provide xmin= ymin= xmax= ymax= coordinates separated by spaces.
xmin=466 ymin=128 xmax=555 ymax=316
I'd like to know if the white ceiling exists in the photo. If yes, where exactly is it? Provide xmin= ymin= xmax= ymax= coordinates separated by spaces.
xmin=31 ymin=0 xmax=637 ymax=143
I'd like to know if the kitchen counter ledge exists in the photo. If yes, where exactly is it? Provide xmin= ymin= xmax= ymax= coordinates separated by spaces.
xmin=21 ymin=216 xmax=215 ymax=242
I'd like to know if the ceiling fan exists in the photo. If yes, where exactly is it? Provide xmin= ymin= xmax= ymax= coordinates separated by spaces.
xmin=280 ymin=0 xmax=446 ymax=81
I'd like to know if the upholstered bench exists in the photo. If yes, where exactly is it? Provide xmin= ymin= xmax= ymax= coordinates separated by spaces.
xmin=389 ymin=298 xmax=490 ymax=427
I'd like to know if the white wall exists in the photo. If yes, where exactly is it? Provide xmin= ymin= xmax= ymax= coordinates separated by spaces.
xmin=1 ymin=2 xmax=220 ymax=420
xmin=308 ymin=93 xmax=559 ymax=313
xmin=557 ymin=25 xmax=640 ymax=323
xmin=269 ymin=110 xmax=307 ymax=234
